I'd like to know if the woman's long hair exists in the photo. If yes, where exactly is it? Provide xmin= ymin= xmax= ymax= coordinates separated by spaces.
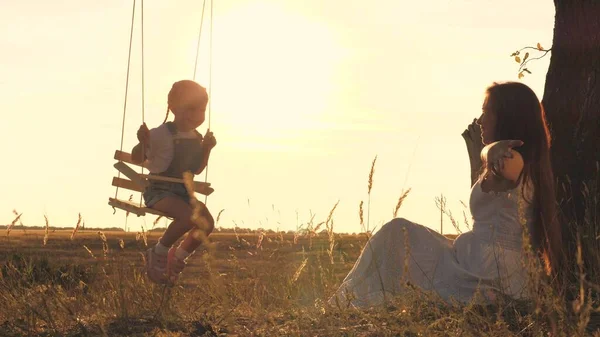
xmin=485 ymin=82 xmax=564 ymax=280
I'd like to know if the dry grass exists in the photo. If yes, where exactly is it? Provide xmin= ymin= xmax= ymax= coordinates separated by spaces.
xmin=1 ymin=161 xmax=599 ymax=336
xmin=1 ymin=228 xmax=597 ymax=336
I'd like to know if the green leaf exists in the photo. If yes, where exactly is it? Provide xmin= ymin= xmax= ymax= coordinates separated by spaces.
xmin=523 ymin=52 xmax=529 ymax=62
xmin=515 ymin=56 xmax=521 ymax=63
xmin=537 ymin=43 xmax=543 ymax=51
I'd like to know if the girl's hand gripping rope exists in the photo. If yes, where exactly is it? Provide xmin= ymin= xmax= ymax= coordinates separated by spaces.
xmin=137 ymin=123 xmax=150 ymax=146
xmin=203 ymin=129 xmax=217 ymax=150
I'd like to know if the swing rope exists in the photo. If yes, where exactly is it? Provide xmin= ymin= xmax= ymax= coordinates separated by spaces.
xmin=114 ymin=0 xmax=138 ymax=204
xmin=191 ymin=0 xmax=213 ymax=205
xmin=208 ymin=0 xmax=213 ymax=131
xmin=193 ymin=0 xmax=207 ymax=81
xmin=203 ymin=0 xmax=213 ymax=205
xmin=139 ymin=0 xmax=146 ymax=208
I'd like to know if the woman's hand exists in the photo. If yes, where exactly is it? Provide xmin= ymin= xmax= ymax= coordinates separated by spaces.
xmin=462 ymin=118 xmax=484 ymax=186
xmin=481 ymin=139 xmax=524 ymax=177
xmin=480 ymin=140 xmax=524 ymax=192
xmin=463 ymin=118 xmax=483 ymax=144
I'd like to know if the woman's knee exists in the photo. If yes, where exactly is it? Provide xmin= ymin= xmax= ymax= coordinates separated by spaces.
xmin=376 ymin=217 xmax=415 ymax=237
xmin=386 ymin=217 xmax=412 ymax=229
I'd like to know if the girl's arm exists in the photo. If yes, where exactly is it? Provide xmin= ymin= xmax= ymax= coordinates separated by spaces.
xmin=194 ymin=146 xmax=212 ymax=175
xmin=194 ymin=130 xmax=216 ymax=175
xmin=131 ymin=142 xmax=146 ymax=164
xmin=131 ymin=125 xmax=172 ymax=171
xmin=131 ymin=123 xmax=150 ymax=164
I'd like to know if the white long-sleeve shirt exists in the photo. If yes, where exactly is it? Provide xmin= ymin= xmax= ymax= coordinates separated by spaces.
xmin=145 ymin=123 xmax=200 ymax=173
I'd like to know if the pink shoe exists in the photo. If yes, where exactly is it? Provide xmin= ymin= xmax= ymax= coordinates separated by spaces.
xmin=145 ymin=247 xmax=168 ymax=284
xmin=167 ymin=247 xmax=187 ymax=284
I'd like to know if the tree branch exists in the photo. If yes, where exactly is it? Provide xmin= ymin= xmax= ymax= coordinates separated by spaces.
xmin=516 ymin=46 xmax=552 ymax=54
xmin=519 ymin=49 xmax=552 ymax=72
xmin=510 ymin=43 xmax=553 ymax=79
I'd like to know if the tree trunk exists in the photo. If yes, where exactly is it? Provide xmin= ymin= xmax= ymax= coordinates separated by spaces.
xmin=542 ymin=0 xmax=600 ymax=275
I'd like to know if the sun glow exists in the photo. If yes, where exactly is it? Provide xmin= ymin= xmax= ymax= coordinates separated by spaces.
xmin=196 ymin=2 xmax=348 ymax=141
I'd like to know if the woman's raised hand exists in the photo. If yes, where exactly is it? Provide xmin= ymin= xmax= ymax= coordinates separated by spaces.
xmin=481 ymin=139 xmax=524 ymax=176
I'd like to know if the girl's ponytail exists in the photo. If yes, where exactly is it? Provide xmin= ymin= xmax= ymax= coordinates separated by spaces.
xmin=162 ymin=106 xmax=170 ymax=124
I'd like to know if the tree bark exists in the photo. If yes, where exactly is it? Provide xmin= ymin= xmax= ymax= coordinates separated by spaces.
xmin=542 ymin=0 xmax=600 ymax=274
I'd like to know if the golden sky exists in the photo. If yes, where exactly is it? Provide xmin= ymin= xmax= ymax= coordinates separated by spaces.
xmin=1 ymin=0 xmax=554 ymax=234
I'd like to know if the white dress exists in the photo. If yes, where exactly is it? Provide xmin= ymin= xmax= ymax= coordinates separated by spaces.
xmin=328 ymin=178 xmax=535 ymax=307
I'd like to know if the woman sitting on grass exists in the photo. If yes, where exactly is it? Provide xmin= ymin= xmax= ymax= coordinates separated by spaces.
xmin=329 ymin=81 xmax=565 ymax=308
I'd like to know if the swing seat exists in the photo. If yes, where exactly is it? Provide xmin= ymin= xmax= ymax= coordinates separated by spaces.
xmin=108 ymin=197 xmax=169 ymax=217
xmin=109 ymin=150 xmax=214 ymax=217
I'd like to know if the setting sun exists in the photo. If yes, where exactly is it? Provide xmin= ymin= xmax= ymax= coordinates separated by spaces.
xmin=209 ymin=2 xmax=347 ymax=140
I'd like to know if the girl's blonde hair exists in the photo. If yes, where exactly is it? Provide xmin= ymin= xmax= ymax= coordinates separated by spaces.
xmin=163 ymin=80 xmax=208 ymax=124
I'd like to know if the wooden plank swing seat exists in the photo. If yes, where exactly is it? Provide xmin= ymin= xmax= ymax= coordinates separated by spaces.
xmin=108 ymin=150 xmax=214 ymax=218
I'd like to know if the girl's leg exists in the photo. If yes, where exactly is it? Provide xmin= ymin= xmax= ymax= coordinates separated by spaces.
xmin=151 ymin=196 xmax=195 ymax=246
xmin=179 ymin=205 xmax=215 ymax=253
xmin=166 ymin=205 xmax=215 ymax=283
xmin=150 ymin=197 xmax=215 ymax=284
xmin=144 ymin=196 xmax=194 ymax=284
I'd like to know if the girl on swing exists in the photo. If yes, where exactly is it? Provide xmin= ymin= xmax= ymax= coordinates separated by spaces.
xmin=131 ymin=79 xmax=216 ymax=285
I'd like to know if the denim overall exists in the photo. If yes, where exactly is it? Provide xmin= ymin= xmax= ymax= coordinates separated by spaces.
xmin=143 ymin=122 xmax=206 ymax=208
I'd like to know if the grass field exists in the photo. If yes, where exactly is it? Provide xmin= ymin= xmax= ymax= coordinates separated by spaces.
xmin=0 ymin=225 xmax=598 ymax=336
